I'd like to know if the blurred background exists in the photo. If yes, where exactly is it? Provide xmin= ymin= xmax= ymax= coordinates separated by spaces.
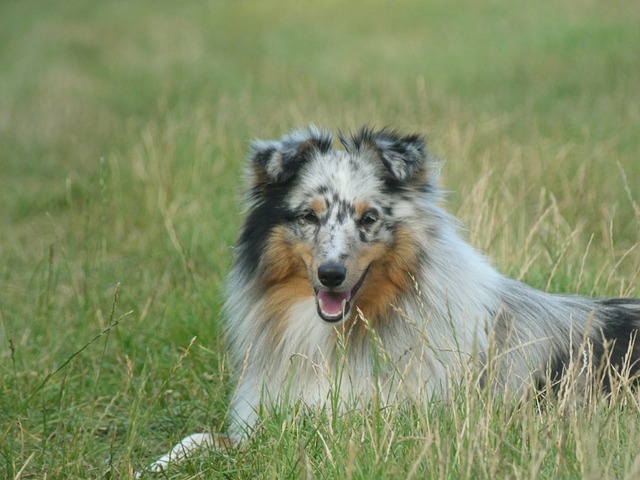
xmin=1 ymin=0 xmax=639 ymax=476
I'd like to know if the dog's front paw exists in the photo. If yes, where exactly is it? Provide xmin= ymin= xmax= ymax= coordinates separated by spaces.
xmin=136 ymin=432 xmax=234 ymax=477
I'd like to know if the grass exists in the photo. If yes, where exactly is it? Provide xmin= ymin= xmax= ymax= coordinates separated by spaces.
xmin=1 ymin=0 xmax=639 ymax=477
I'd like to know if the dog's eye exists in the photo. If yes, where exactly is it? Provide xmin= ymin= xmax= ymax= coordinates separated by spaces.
xmin=300 ymin=210 xmax=320 ymax=225
xmin=359 ymin=210 xmax=379 ymax=227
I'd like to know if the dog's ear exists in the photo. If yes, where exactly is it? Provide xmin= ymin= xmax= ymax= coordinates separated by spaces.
xmin=249 ymin=126 xmax=333 ymax=186
xmin=342 ymin=127 xmax=428 ymax=184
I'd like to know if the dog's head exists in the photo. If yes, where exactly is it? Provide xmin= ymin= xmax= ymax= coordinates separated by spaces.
xmin=237 ymin=126 xmax=436 ymax=324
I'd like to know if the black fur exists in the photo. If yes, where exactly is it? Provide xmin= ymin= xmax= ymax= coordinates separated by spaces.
xmin=341 ymin=127 xmax=428 ymax=185
xmin=238 ymin=128 xmax=334 ymax=276
xmin=250 ymin=128 xmax=333 ymax=186
xmin=542 ymin=299 xmax=640 ymax=393
xmin=236 ymin=183 xmax=292 ymax=277
xmin=593 ymin=299 xmax=640 ymax=390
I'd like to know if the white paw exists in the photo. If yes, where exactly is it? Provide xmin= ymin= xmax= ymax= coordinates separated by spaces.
xmin=136 ymin=433 xmax=213 ymax=477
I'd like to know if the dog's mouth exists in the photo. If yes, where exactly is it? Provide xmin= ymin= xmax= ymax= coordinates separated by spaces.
xmin=315 ymin=268 xmax=368 ymax=323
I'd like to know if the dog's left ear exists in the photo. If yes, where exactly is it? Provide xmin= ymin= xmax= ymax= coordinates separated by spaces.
xmin=342 ymin=127 xmax=427 ymax=184
xmin=249 ymin=126 xmax=333 ymax=186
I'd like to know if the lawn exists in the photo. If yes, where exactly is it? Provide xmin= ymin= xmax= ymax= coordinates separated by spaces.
xmin=1 ymin=0 xmax=639 ymax=478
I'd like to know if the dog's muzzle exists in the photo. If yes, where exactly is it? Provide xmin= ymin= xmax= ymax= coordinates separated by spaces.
xmin=315 ymin=263 xmax=368 ymax=322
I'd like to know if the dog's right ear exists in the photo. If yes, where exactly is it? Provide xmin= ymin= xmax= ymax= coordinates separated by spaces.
xmin=249 ymin=127 xmax=333 ymax=186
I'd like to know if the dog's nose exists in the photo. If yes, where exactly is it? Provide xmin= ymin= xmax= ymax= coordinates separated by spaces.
xmin=318 ymin=263 xmax=347 ymax=288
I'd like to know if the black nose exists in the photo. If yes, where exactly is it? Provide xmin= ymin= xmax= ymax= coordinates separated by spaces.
xmin=318 ymin=263 xmax=347 ymax=288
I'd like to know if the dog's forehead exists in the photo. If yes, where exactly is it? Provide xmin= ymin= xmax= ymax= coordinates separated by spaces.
xmin=290 ymin=150 xmax=382 ymax=206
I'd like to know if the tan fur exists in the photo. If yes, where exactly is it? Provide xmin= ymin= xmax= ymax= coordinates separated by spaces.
xmin=355 ymin=200 xmax=370 ymax=218
xmin=260 ymin=224 xmax=420 ymax=342
xmin=353 ymin=226 xmax=420 ymax=325
xmin=260 ymin=227 xmax=313 ymax=343
xmin=310 ymin=197 xmax=326 ymax=216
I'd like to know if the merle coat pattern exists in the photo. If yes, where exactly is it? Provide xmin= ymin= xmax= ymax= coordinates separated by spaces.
xmin=145 ymin=126 xmax=640 ymax=473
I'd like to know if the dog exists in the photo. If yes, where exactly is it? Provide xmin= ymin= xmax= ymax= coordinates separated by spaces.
xmin=144 ymin=126 xmax=640 ymax=473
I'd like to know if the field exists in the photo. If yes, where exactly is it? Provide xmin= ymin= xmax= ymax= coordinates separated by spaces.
xmin=1 ymin=0 xmax=639 ymax=478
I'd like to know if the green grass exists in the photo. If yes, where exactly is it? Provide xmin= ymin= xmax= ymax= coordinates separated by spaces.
xmin=1 ymin=0 xmax=639 ymax=478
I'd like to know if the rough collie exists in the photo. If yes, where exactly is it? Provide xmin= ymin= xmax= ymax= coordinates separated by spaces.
xmin=144 ymin=126 xmax=640 ymax=473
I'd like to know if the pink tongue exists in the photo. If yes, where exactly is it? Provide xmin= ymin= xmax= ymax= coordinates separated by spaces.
xmin=317 ymin=290 xmax=351 ymax=316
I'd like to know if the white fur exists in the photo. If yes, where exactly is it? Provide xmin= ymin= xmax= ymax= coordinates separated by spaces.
xmin=143 ymin=126 xmax=639 ymax=474
xmin=140 ymin=433 xmax=213 ymax=476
